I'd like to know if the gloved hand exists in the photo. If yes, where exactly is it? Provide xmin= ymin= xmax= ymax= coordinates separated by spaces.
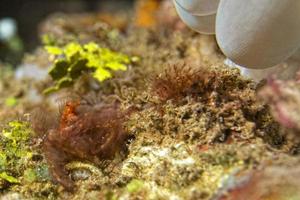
xmin=174 ymin=0 xmax=300 ymax=69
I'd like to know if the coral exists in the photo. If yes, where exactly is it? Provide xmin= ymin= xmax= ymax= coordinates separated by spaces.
xmin=44 ymin=42 xmax=135 ymax=94
xmin=42 ymin=99 xmax=128 ymax=190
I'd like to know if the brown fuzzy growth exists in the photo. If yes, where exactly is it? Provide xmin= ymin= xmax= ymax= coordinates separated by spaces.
xmin=42 ymin=100 xmax=127 ymax=191
xmin=148 ymin=63 xmax=284 ymax=146
xmin=151 ymin=63 xmax=258 ymax=106
xmin=151 ymin=64 xmax=217 ymax=102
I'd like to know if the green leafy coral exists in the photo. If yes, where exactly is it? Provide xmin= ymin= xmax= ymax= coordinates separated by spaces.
xmin=44 ymin=42 xmax=136 ymax=94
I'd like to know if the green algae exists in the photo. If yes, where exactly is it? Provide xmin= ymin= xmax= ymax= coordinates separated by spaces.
xmin=4 ymin=97 xmax=18 ymax=107
xmin=0 ymin=120 xmax=57 ymax=199
xmin=44 ymin=42 xmax=136 ymax=94
xmin=126 ymin=179 xmax=144 ymax=193
xmin=0 ymin=121 xmax=32 ymax=184
xmin=0 ymin=172 xmax=19 ymax=184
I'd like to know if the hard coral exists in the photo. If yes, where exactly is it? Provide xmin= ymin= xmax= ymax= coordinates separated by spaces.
xmin=42 ymin=99 xmax=127 ymax=190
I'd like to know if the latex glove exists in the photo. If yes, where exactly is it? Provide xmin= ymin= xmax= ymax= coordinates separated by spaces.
xmin=174 ymin=0 xmax=300 ymax=71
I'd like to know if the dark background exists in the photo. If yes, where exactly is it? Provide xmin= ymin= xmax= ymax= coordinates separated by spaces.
xmin=0 ymin=0 xmax=134 ymax=50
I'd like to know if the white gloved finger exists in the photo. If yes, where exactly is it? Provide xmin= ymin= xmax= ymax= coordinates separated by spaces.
xmin=216 ymin=0 xmax=300 ymax=69
xmin=175 ymin=0 xmax=219 ymax=16
xmin=173 ymin=0 xmax=216 ymax=34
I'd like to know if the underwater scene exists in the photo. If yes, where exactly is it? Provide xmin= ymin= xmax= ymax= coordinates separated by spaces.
xmin=1 ymin=0 xmax=300 ymax=199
